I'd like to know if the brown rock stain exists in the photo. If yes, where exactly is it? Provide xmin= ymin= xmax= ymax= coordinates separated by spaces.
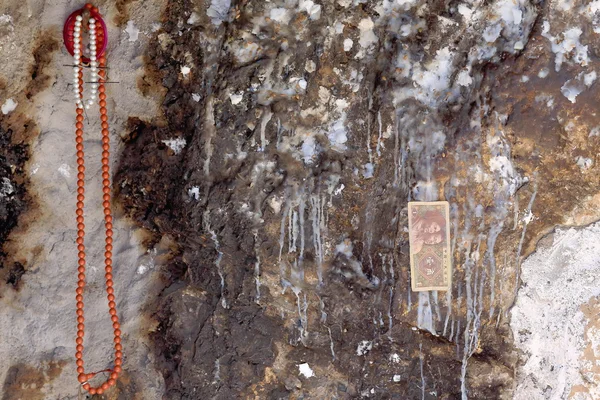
xmin=2 ymin=360 xmax=66 ymax=400
xmin=568 ymin=296 xmax=600 ymax=399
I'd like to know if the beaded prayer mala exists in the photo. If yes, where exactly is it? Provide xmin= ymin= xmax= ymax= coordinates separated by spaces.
xmin=63 ymin=4 xmax=122 ymax=396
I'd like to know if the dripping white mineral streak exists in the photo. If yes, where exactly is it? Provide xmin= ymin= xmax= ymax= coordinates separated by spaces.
xmin=203 ymin=210 xmax=227 ymax=308
xmin=254 ymin=230 xmax=261 ymax=303
xmin=443 ymin=202 xmax=459 ymax=336
xmin=310 ymin=193 xmax=325 ymax=284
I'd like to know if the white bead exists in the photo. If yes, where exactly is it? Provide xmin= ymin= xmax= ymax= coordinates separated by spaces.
xmin=85 ymin=104 xmax=91 ymax=109
xmin=90 ymin=45 xmax=97 ymax=50
xmin=91 ymin=88 xmax=98 ymax=94
xmin=90 ymin=56 xmax=96 ymax=61
xmin=89 ymin=18 xmax=95 ymax=23
xmin=76 ymin=15 xmax=83 ymax=21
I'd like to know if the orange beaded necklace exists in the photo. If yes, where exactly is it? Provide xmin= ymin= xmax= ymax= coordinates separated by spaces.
xmin=65 ymin=4 xmax=122 ymax=395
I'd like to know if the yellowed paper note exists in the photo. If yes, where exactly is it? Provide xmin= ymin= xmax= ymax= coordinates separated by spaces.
xmin=408 ymin=201 xmax=451 ymax=291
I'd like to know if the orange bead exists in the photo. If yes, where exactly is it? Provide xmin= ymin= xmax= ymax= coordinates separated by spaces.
xmin=78 ymin=267 xmax=85 ymax=274
xmin=77 ymin=172 xmax=84 ymax=180
xmin=77 ymin=195 xmax=84 ymax=202
xmin=77 ymin=223 xmax=85 ymax=230
xmin=108 ymin=294 xmax=115 ymax=301
xmin=76 ymin=357 xmax=84 ymax=365
xmin=83 ymin=383 xmax=90 ymax=391
xmin=115 ymin=351 xmax=122 ymax=358
xmin=76 ymin=136 xmax=83 ymax=144
xmin=101 ymin=122 xmax=108 ymax=129
xmin=78 ymin=373 xmax=87 ymax=383
xmin=76 ymin=351 xmax=83 ymax=359
xmin=105 ymin=244 xmax=112 ymax=252
xmin=77 ymin=366 xmax=84 ymax=373
xmin=109 ymin=307 xmax=116 ymax=315
xmin=77 ymin=150 xmax=84 ymax=158
xmin=76 ymin=287 xmax=84 ymax=295
xmin=115 ymin=343 xmax=122 ymax=351
xmin=114 ymin=366 xmax=122 ymax=373
xmin=78 ymin=316 xmax=85 ymax=323
xmin=105 ymin=273 xmax=113 ymax=282
xmin=110 ymin=372 xmax=118 ymax=380
xmin=102 ymin=151 xmax=109 ymax=159
xmin=107 ymin=287 xmax=114 ymax=295
xmin=105 ymin=222 xmax=113 ymax=230
xmin=115 ymin=358 xmax=122 ymax=366
xmin=101 ymin=114 xmax=108 ymax=122
xmin=76 ymin=295 xmax=83 ymax=302
xmin=89 ymin=388 xmax=97 ymax=395
xmin=76 ymin=129 xmax=83 ymax=135
xmin=106 ymin=236 xmax=113 ymax=244
xmin=76 ymin=344 xmax=84 ymax=352
xmin=106 ymin=229 xmax=113 ymax=237
xmin=76 ymin=144 xmax=84 ymax=151
xmin=76 ymin=122 xmax=83 ymax=129
xmin=101 ymin=382 xmax=109 ymax=390
xmin=77 ymin=216 xmax=84 ymax=223
xmin=77 ymin=158 xmax=84 ymax=165
xmin=108 ymin=301 xmax=116 ymax=308
xmin=77 ymin=187 xmax=84 ymax=194
xmin=108 ymin=378 xmax=116 ymax=386
xmin=99 ymin=100 xmax=106 ymax=107
xmin=77 ymin=330 xmax=84 ymax=338
xmin=99 ymin=56 xmax=106 ymax=63
xmin=78 ymin=281 xmax=85 ymax=288
xmin=76 ymin=114 xmax=84 ymax=122
xmin=77 ymin=108 xmax=84 ymax=115
xmin=103 ymin=187 xmax=110 ymax=194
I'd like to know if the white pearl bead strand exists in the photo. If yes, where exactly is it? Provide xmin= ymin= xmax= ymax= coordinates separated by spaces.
xmin=72 ymin=15 xmax=100 ymax=110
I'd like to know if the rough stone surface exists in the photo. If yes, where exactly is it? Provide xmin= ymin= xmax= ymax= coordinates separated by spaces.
xmin=3 ymin=0 xmax=600 ymax=399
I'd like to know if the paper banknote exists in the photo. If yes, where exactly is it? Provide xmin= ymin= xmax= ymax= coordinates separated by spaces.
xmin=408 ymin=201 xmax=452 ymax=291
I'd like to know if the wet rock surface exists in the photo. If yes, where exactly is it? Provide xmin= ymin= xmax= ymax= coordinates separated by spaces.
xmin=3 ymin=0 xmax=600 ymax=399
